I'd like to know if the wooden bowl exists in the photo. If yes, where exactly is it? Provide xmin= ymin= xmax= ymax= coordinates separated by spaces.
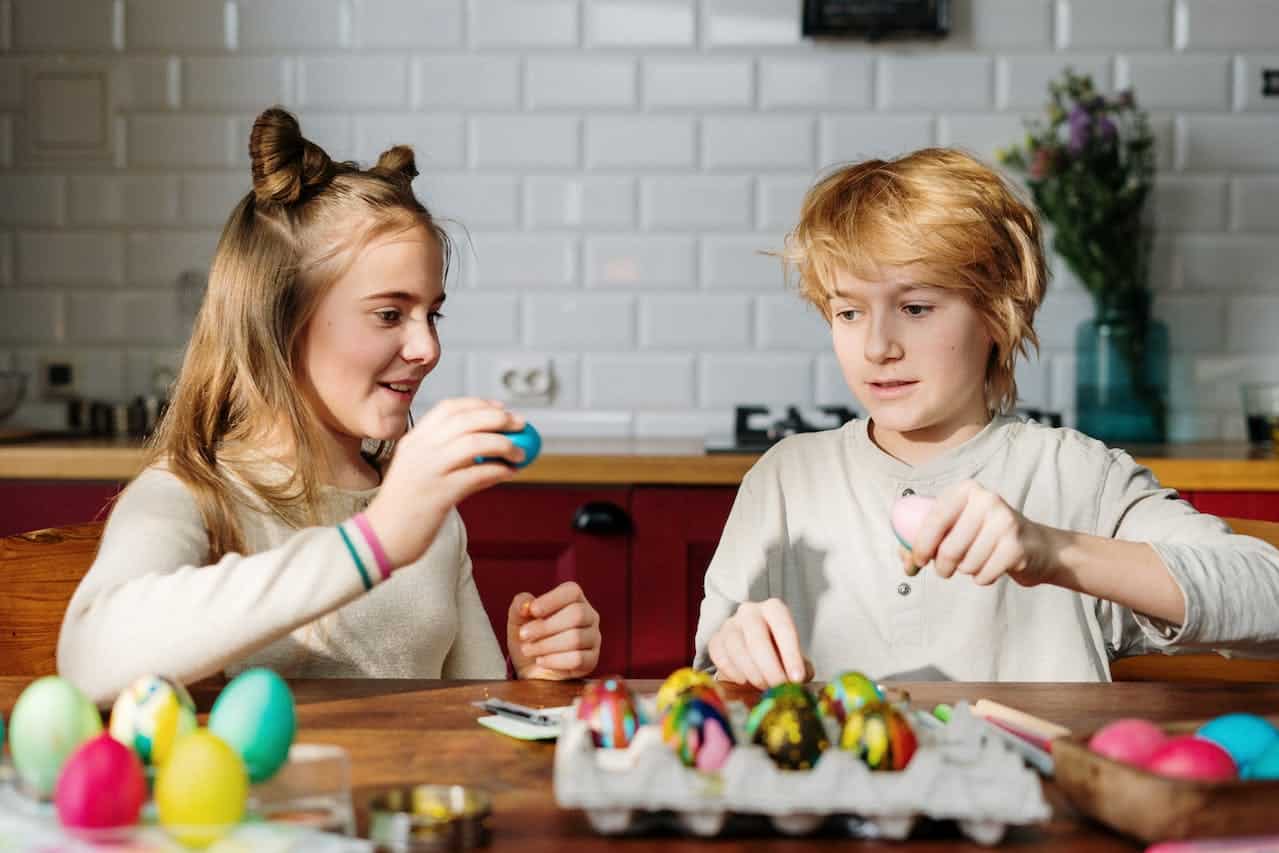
xmin=1053 ymin=720 xmax=1279 ymax=844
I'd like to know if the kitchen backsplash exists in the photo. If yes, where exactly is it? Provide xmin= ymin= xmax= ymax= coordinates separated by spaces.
xmin=1 ymin=0 xmax=1277 ymax=439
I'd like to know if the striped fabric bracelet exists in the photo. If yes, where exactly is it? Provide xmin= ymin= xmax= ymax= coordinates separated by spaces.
xmin=337 ymin=523 xmax=374 ymax=592
xmin=352 ymin=512 xmax=394 ymax=582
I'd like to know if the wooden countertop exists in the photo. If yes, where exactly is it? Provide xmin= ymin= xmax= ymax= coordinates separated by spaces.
xmin=0 ymin=434 xmax=1277 ymax=490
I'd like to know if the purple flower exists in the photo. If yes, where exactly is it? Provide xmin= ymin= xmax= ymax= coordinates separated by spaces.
xmin=1067 ymin=105 xmax=1091 ymax=154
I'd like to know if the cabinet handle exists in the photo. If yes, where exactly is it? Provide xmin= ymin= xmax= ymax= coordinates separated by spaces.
xmin=572 ymin=501 xmax=631 ymax=535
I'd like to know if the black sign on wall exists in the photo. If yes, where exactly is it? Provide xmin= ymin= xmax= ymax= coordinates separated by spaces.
xmin=802 ymin=0 xmax=950 ymax=41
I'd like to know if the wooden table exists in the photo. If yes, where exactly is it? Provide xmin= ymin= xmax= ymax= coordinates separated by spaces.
xmin=4 ymin=677 xmax=1279 ymax=850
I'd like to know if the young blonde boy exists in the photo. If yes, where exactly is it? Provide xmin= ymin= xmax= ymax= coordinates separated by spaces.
xmin=694 ymin=148 xmax=1279 ymax=686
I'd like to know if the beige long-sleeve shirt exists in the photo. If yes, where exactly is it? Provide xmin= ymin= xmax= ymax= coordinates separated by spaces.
xmin=58 ymin=458 xmax=504 ymax=704
xmin=693 ymin=414 xmax=1279 ymax=682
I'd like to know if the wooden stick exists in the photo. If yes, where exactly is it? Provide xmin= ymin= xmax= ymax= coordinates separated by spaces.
xmin=973 ymin=698 xmax=1072 ymax=741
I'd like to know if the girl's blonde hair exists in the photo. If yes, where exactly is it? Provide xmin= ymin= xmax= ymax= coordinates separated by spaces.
xmin=146 ymin=106 xmax=451 ymax=562
xmin=783 ymin=147 xmax=1047 ymax=414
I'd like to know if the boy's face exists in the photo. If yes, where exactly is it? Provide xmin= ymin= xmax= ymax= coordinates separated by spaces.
xmin=828 ymin=266 xmax=993 ymax=451
xmin=298 ymin=225 xmax=444 ymax=451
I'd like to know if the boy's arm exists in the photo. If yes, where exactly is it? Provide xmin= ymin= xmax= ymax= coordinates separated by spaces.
xmin=692 ymin=475 xmax=773 ymax=671
xmin=1083 ymin=449 xmax=1279 ymax=656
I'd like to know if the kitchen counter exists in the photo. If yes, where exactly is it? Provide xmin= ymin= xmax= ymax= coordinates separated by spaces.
xmin=0 ymin=434 xmax=1277 ymax=490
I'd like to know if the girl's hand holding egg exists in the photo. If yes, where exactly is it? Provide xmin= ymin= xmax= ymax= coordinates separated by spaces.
xmin=364 ymin=398 xmax=527 ymax=568
xmin=893 ymin=482 xmax=1057 ymax=587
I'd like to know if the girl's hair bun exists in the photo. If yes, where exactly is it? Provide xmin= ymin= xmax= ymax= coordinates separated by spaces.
xmin=249 ymin=106 xmax=335 ymax=206
xmin=374 ymin=145 xmax=419 ymax=183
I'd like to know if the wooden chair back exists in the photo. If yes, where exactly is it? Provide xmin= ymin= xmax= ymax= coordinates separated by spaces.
xmin=0 ymin=522 xmax=103 ymax=677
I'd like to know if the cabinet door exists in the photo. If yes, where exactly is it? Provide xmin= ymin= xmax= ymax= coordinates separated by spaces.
xmin=458 ymin=485 xmax=631 ymax=676
xmin=0 ymin=481 xmax=123 ymax=538
xmin=1183 ymin=492 xmax=1279 ymax=523
xmin=628 ymin=486 xmax=737 ymax=678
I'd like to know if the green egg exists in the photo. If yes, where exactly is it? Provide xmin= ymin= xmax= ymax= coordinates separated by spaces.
xmin=8 ymin=676 xmax=103 ymax=798
xmin=208 ymin=668 xmax=296 ymax=784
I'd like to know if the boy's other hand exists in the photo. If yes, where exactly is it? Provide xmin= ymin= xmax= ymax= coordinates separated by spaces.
xmin=906 ymin=479 xmax=1056 ymax=587
xmin=507 ymin=582 xmax=601 ymax=681
xmin=707 ymin=598 xmax=813 ymax=689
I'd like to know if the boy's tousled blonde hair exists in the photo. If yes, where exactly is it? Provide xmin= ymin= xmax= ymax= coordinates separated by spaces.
xmin=146 ymin=106 xmax=451 ymax=562
xmin=784 ymin=147 xmax=1047 ymax=414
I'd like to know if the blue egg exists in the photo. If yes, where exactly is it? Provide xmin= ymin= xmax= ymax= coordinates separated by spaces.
xmin=209 ymin=668 xmax=296 ymax=784
xmin=1197 ymin=713 xmax=1279 ymax=768
xmin=475 ymin=422 xmax=541 ymax=469
xmin=1244 ymin=736 xmax=1279 ymax=780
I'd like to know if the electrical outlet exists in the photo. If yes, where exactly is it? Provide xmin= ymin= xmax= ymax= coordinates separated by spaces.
xmin=1264 ymin=69 xmax=1279 ymax=98
xmin=41 ymin=359 xmax=76 ymax=399
xmin=495 ymin=357 xmax=555 ymax=406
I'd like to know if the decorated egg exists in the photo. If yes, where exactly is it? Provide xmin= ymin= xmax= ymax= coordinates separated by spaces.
xmin=1088 ymin=718 xmax=1169 ymax=766
xmin=8 ymin=676 xmax=103 ymax=798
xmin=1196 ymin=713 xmax=1279 ymax=769
xmin=745 ymin=682 xmax=818 ymax=739
xmin=656 ymin=667 xmax=722 ymax=716
xmin=476 ymin=423 xmax=541 ymax=468
xmin=840 ymin=701 xmax=918 ymax=770
xmin=752 ymin=702 xmax=828 ymax=771
xmin=1144 ymin=735 xmax=1237 ymax=782
xmin=576 ymin=675 xmax=643 ymax=749
xmin=109 ymin=674 xmax=197 ymax=767
xmin=662 ymin=692 xmax=736 ymax=772
xmin=891 ymin=494 xmax=935 ymax=550
xmin=54 ymin=732 xmax=146 ymax=839
xmin=1243 ymin=736 xmax=1279 ymax=780
xmin=155 ymin=730 xmax=249 ymax=848
xmin=817 ymin=671 xmax=885 ymax=727
xmin=208 ymin=668 xmax=296 ymax=783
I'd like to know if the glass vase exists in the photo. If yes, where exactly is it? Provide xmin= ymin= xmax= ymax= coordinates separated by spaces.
xmin=1075 ymin=307 xmax=1169 ymax=444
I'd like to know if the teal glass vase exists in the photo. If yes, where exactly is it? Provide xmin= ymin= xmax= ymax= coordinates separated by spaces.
xmin=1075 ymin=302 xmax=1169 ymax=444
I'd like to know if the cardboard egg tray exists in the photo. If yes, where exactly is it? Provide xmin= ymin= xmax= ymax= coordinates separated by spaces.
xmin=554 ymin=699 xmax=1050 ymax=845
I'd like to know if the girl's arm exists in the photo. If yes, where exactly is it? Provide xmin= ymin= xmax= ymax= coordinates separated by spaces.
xmin=57 ymin=469 xmax=381 ymax=704
xmin=439 ymin=516 xmax=505 ymax=679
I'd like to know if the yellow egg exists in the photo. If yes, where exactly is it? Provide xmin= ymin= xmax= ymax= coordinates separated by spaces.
xmin=155 ymin=730 xmax=248 ymax=848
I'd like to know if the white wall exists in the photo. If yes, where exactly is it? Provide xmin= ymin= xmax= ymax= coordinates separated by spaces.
xmin=2 ymin=0 xmax=1277 ymax=439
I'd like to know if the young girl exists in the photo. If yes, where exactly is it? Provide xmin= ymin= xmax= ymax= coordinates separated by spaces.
xmin=695 ymin=148 xmax=1279 ymax=686
xmin=58 ymin=108 xmax=601 ymax=704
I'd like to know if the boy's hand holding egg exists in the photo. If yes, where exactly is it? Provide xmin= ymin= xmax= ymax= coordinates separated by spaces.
xmin=892 ymin=481 xmax=1056 ymax=587
xmin=364 ymin=398 xmax=527 ymax=569
xmin=507 ymin=581 xmax=602 ymax=680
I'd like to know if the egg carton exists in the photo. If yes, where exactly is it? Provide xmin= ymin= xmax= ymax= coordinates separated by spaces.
xmin=553 ymin=700 xmax=1050 ymax=845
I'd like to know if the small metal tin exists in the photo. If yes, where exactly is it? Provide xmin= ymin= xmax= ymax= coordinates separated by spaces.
xmin=369 ymin=784 xmax=492 ymax=851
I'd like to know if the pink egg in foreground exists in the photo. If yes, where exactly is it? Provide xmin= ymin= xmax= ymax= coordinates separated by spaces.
xmin=1144 ymin=735 xmax=1237 ymax=782
xmin=1088 ymin=718 xmax=1169 ymax=766
xmin=890 ymin=495 xmax=935 ymax=550
xmin=55 ymin=732 xmax=146 ymax=839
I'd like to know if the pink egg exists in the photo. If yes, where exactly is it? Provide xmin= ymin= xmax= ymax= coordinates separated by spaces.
xmin=1088 ymin=718 xmax=1169 ymax=766
xmin=55 ymin=732 xmax=146 ymax=840
xmin=1144 ymin=735 xmax=1237 ymax=782
xmin=890 ymin=495 xmax=935 ymax=550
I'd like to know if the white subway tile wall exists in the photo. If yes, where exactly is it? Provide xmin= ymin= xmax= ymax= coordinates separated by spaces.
xmin=0 ymin=0 xmax=1276 ymax=439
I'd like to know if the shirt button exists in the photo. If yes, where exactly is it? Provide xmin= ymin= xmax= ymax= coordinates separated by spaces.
xmin=901 ymin=488 xmax=915 ymax=497
xmin=897 ymin=582 xmax=912 ymax=596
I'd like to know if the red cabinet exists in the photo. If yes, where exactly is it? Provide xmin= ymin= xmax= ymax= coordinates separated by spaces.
xmin=458 ymin=486 xmax=633 ymax=676
xmin=628 ymin=487 xmax=737 ymax=677
xmin=0 ymin=481 xmax=121 ymax=538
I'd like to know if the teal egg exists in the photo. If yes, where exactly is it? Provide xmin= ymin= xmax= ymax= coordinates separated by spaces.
xmin=208 ymin=668 xmax=296 ymax=783
xmin=1197 ymin=713 xmax=1279 ymax=768
xmin=1244 ymin=736 xmax=1279 ymax=780
xmin=8 ymin=676 xmax=103 ymax=798
xmin=475 ymin=423 xmax=541 ymax=469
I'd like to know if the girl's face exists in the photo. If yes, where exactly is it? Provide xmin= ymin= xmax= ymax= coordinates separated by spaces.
xmin=297 ymin=225 xmax=444 ymax=452
xmin=828 ymin=265 xmax=993 ymax=460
